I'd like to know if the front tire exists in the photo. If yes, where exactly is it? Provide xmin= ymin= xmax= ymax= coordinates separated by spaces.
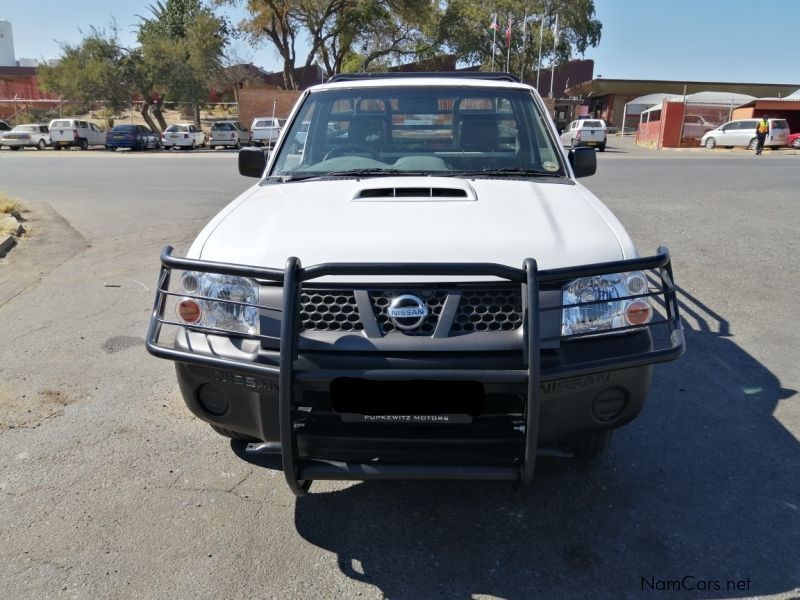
xmin=37 ymin=139 xmax=47 ymax=151
xmin=704 ymin=137 xmax=716 ymax=149
xmin=793 ymin=138 xmax=800 ymax=149
xmin=748 ymin=138 xmax=758 ymax=151
xmin=79 ymin=138 xmax=89 ymax=151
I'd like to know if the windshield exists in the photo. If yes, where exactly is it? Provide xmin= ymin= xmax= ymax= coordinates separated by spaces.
xmin=270 ymin=86 xmax=565 ymax=179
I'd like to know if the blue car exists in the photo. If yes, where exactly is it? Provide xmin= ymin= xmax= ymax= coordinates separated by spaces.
xmin=105 ymin=124 xmax=161 ymax=151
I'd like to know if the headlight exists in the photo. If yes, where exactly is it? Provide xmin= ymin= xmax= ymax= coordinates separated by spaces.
xmin=562 ymin=271 xmax=651 ymax=336
xmin=175 ymin=272 xmax=259 ymax=335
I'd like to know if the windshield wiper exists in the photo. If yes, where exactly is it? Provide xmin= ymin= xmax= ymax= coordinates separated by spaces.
xmin=452 ymin=168 xmax=563 ymax=178
xmin=323 ymin=168 xmax=406 ymax=177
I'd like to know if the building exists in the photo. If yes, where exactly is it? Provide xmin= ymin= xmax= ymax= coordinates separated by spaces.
xmin=732 ymin=91 xmax=800 ymax=132
xmin=565 ymin=78 xmax=800 ymax=129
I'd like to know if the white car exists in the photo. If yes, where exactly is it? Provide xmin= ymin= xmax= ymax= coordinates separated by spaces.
xmin=250 ymin=117 xmax=285 ymax=146
xmin=162 ymin=123 xmax=206 ymax=149
xmin=0 ymin=123 xmax=50 ymax=150
xmin=701 ymin=118 xmax=789 ymax=150
xmin=560 ymin=119 xmax=607 ymax=151
xmin=147 ymin=73 xmax=684 ymax=495
xmin=209 ymin=120 xmax=249 ymax=149
xmin=48 ymin=119 xmax=106 ymax=150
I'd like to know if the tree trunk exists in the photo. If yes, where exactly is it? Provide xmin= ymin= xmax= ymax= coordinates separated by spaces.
xmin=151 ymin=98 xmax=168 ymax=131
xmin=193 ymin=103 xmax=201 ymax=129
xmin=140 ymin=100 xmax=161 ymax=133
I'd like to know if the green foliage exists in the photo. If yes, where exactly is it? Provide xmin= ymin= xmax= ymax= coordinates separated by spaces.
xmin=439 ymin=0 xmax=601 ymax=75
xmin=39 ymin=25 xmax=134 ymax=113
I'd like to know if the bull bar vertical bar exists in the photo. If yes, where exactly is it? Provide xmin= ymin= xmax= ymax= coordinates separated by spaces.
xmin=279 ymin=257 xmax=310 ymax=495
xmin=522 ymin=258 xmax=541 ymax=486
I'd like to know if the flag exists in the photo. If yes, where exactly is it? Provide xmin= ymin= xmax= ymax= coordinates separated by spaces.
xmin=489 ymin=15 xmax=499 ymax=32
xmin=505 ymin=16 xmax=513 ymax=48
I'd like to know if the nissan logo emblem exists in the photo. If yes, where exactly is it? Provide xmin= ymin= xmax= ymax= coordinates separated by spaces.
xmin=387 ymin=295 xmax=429 ymax=330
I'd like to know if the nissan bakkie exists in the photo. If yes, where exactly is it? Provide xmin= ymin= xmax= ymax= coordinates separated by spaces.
xmin=146 ymin=73 xmax=685 ymax=495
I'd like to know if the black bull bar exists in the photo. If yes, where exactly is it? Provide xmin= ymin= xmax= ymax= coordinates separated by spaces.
xmin=146 ymin=246 xmax=685 ymax=495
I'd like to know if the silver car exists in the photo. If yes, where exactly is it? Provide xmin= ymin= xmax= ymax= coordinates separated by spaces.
xmin=209 ymin=120 xmax=249 ymax=149
xmin=701 ymin=118 xmax=789 ymax=150
xmin=1 ymin=123 xmax=50 ymax=150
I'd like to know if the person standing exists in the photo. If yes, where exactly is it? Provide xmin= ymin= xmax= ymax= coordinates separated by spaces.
xmin=755 ymin=115 xmax=770 ymax=155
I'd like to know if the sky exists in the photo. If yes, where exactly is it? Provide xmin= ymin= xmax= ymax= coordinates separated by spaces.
xmin=2 ymin=0 xmax=799 ymax=85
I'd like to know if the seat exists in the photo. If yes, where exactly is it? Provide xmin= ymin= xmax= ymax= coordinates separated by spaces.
xmin=459 ymin=117 xmax=498 ymax=152
xmin=348 ymin=116 xmax=387 ymax=150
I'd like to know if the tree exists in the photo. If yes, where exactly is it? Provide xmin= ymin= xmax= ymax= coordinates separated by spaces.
xmin=39 ymin=25 xmax=134 ymax=121
xmin=218 ymin=0 xmax=439 ymax=89
xmin=137 ymin=0 xmax=230 ymax=127
xmin=439 ymin=0 xmax=601 ymax=76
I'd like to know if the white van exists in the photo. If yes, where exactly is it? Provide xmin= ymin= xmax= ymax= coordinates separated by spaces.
xmin=49 ymin=119 xmax=107 ymax=150
xmin=701 ymin=118 xmax=789 ymax=150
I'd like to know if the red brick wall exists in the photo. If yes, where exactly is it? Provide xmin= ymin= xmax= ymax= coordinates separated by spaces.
xmin=238 ymin=88 xmax=303 ymax=129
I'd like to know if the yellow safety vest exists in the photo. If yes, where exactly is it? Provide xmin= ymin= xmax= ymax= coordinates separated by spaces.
xmin=758 ymin=120 xmax=769 ymax=133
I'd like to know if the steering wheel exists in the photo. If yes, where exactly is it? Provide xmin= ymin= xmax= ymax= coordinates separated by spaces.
xmin=323 ymin=143 xmax=379 ymax=161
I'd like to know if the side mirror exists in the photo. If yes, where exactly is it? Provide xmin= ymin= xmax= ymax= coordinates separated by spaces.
xmin=568 ymin=147 xmax=597 ymax=178
xmin=238 ymin=147 xmax=267 ymax=178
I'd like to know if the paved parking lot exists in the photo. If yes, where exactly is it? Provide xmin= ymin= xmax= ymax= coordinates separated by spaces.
xmin=0 ymin=148 xmax=798 ymax=599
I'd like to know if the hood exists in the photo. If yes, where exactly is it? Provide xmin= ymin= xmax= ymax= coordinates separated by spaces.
xmin=195 ymin=177 xmax=632 ymax=282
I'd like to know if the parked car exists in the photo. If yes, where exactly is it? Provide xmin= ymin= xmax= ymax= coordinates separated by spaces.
xmin=209 ymin=120 xmax=249 ymax=149
xmin=681 ymin=115 xmax=717 ymax=138
xmin=701 ymin=118 xmax=789 ymax=150
xmin=105 ymin=124 xmax=161 ymax=151
xmin=560 ymin=119 xmax=607 ymax=151
xmin=146 ymin=72 xmax=685 ymax=496
xmin=0 ymin=123 xmax=50 ymax=150
xmin=787 ymin=132 xmax=800 ymax=149
xmin=250 ymin=117 xmax=285 ymax=146
xmin=48 ymin=119 xmax=106 ymax=150
xmin=162 ymin=123 xmax=206 ymax=149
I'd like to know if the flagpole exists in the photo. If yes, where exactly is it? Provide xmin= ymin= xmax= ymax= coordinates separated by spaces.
xmin=491 ymin=13 xmax=497 ymax=71
xmin=519 ymin=11 xmax=527 ymax=80
xmin=535 ymin=13 xmax=544 ymax=92
xmin=505 ymin=15 xmax=511 ymax=73
xmin=549 ymin=12 xmax=558 ymax=98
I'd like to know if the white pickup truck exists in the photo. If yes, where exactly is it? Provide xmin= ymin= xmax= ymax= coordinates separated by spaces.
xmin=250 ymin=117 xmax=285 ymax=147
xmin=147 ymin=73 xmax=684 ymax=496
xmin=560 ymin=118 xmax=607 ymax=151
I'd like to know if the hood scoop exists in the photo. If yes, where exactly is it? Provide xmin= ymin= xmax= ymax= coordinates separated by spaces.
xmin=352 ymin=178 xmax=476 ymax=202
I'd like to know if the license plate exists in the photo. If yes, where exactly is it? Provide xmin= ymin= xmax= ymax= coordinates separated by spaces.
xmin=339 ymin=412 xmax=473 ymax=424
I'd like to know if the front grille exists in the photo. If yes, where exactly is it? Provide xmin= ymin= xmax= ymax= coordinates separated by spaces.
xmin=451 ymin=290 xmax=523 ymax=334
xmin=370 ymin=290 xmax=446 ymax=335
xmin=298 ymin=288 xmax=523 ymax=336
xmin=300 ymin=291 xmax=363 ymax=332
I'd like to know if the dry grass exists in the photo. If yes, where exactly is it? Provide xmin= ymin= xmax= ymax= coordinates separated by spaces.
xmin=0 ymin=191 xmax=26 ymax=237
xmin=0 ymin=191 xmax=26 ymax=219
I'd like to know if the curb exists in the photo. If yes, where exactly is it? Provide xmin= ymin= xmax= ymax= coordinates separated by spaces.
xmin=0 ymin=215 xmax=23 ymax=257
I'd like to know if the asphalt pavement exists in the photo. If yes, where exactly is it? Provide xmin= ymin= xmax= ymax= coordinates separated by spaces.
xmin=0 ymin=145 xmax=798 ymax=599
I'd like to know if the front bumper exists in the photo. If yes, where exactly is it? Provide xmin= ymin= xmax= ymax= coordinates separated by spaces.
xmin=147 ymin=248 xmax=684 ymax=495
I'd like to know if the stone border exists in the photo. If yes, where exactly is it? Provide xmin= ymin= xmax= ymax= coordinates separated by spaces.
xmin=0 ymin=214 xmax=24 ymax=257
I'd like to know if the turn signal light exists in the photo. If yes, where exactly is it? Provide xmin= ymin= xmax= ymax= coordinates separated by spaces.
xmin=625 ymin=300 xmax=651 ymax=326
xmin=176 ymin=298 xmax=202 ymax=324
